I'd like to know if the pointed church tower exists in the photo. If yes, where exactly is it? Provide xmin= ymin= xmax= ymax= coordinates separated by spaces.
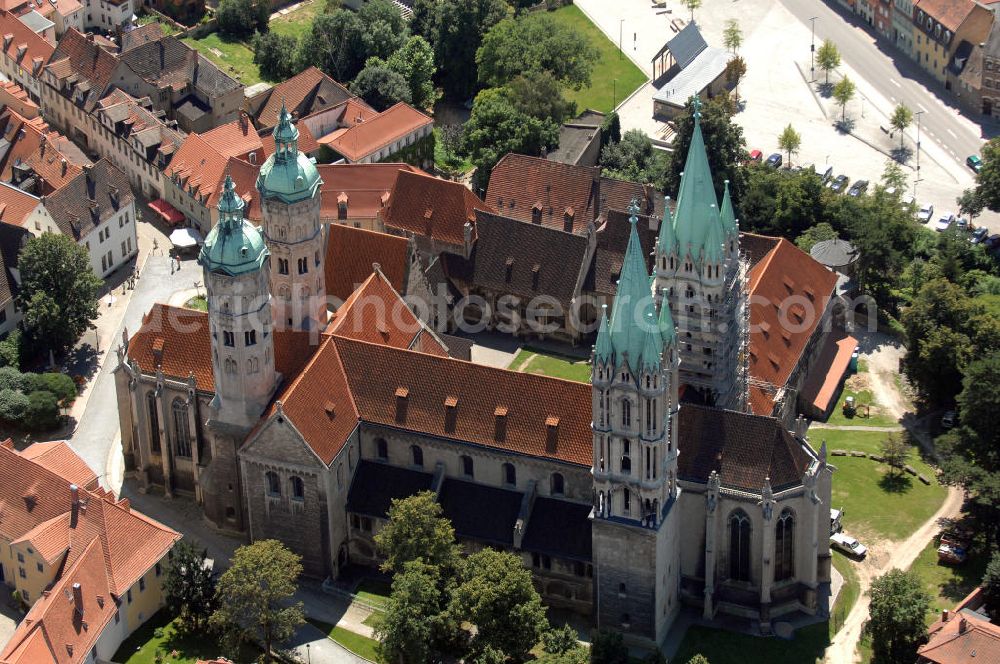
xmin=653 ymin=97 xmax=748 ymax=411
xmin=257 ymin=103 xmax=327 ymax=331
xmin=199 ymin=175 xmax=277 ymax=427
xmin=591 ymin=200 xmax=682 ymax=646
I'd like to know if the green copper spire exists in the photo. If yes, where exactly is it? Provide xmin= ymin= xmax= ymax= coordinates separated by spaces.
xmin=657 ymin=195 xmax=677 ymax=255
xmin=720 ymin=179 xmax=737 ymax=238
xmin=594 ymin=304 xmax=613 ymax=365
xmin=639 ymin=311 xmax=663 ymax=372
xmin=256 ymin=100 xmax=322 ymax=204
xmin=609 ymin=199 xmax=657 ymax=375
xmin=657 ymin=288 xmax=676 ymax=344
xmin=673 ymin=97 xmax=724 ymax=264
xmin=199 ymin=175 xmax=268 ymax=276
xmin=703 ymin=202 xmax=724 ymax=263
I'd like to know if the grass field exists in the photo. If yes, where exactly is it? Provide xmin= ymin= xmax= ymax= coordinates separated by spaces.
xmin=909 ymin=536 xmax=989 ymax=626
xmin=114 ymin=611 xmax=259 ymax=664
xmin=181 ymin=33 xmax=263 ymax=85
xmin=672 ymin=550 xmax=861 ymax=664
xmin=823 ymin=370 xmax=899 ymax=428
xmin=355 ymin=578 xmax=391 ymax=608
xmin=547 ymin=5 xmax=647 ymax=114
xmin=308 ymin=619 xmax=382 ymax=661
xmin=269 ymin=0 xmax=321 ymax=40
xmin=815 ymin=429 xmax=945 ymax=542
xmin=507 ymin=347 xmax=591 ymax=382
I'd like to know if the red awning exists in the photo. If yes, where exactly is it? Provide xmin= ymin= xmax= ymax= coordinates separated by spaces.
xmin=149 ymin=199 xmax=185 ymax=226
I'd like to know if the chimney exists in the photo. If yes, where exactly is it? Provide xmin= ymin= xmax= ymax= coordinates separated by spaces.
xmin=239 ymin=111 xmax=248 ymax=133
xmin=545 ymin=416 xmax=560 ymax=453
xmin=531 ymin=202 xmax=542 ymax=224
xmin=2 ymin=34 xmax=12 ymax=50
xmin=394 ymin=387 xmax=409 ymax=424
xmin=337 ymin=192 xmax=348 ymax=220
xmin=72 ymin=582 xmax=82 ymax=614
xmin=152 ymin=337 xmax=164 ymax=366
xmin=563 ymin=206 xmax=575 ymax=233
xmin=86 ymin=32 xmax=94 ymax=42
xmin=494 ymin=406 xmax=508 ymax=442
xmin=60 ymin=157 xmax=67 ymax=176
xmin=70 ymin=484 xmax=79 ymax=526
xmin=959 ymin=617 xmax=968 ymax=633
xmin=942 ymin=609 xmax=950 ymax=622
xmin=444 ymin=396 xmax=457 ymax=433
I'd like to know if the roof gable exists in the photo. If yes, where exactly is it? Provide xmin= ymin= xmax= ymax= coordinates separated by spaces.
xmin=487 ymin=154 xmax=599 ymax=232
xmin=383 ymin=170 xmax=492 ymax=246
xmin=324 ymin=225 xmax=409 ymax=303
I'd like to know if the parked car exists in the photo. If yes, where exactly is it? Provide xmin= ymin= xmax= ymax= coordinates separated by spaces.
xmin=941 ymin=410 xmax=957 ymax=428
xmin=766 ymin=153 xmax=783 ymax=168
xmin=955 ymin=217 xmax=969 ymax=232
xmin=967 ymin=154 xmax=983 ymax=173
xmin=813 ymin=163 xmax=834 ymax=183
xmin=831 ymin=532 xmax=868 ymax=559
xmin=901 ymin=193 xmax=916 ymax=208
xmin=971 ymin=227 xmax=988 ymax=244
xmin=847 ymin=179 xmax=869 ymax=197
xmin=917 ymin=203 xmax=934 ymax=223
xmin=829 ymin=174 xmax=850 ymax=194
xmin=749 ymin=149 xmax=763 ymax=162
xmin=830 ymin=508 xmax=844 ymax=535
xmin=934 ymin=212 xmax=956 ymax=232
xmin=984 ymin=234 xmax=1000 ymax=250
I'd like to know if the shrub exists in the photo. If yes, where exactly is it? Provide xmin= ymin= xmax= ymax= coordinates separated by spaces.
xmin=0 ymin=388 xmax=30 ymax=424
xmin=28 ymin=373 xmax=77 ymax=406
xmin=24 ymin=391 xmax=60 ymax=430
xmin=0 ymin=330 xmax=23 ymax=369
xmin=0 ymin=367 xmax=27 ymax=394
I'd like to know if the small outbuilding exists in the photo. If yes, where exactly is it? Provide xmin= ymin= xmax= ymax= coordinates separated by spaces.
xmin=651 ymin=23 xmax=732 ymax=121
xmin=810 ymin=238 xmax=860 ymax=278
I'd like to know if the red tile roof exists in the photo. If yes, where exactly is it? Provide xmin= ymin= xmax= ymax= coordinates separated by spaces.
xmin=800 ymin=331 xmax=858 ymax=414
xmin=920 ymin=589 xmax=1000 ymax=664
xmin=0 ymin=9 xmax=53 ymax=78
xmin=318 ymin=102 xmax=432 ymax=162
xmin=0 ymin=182 xmax=41 ymax=227
xmin=324 ymin=225 xmax=410 ymax=303
xmin=126 ymin=303 xmax=316 ymax=392
xmin=0 ymin=106 xmax=85 ymax=194
xmin=746 ymin=236 xmax=838 ymax=415
xmin=44 ymin=29 xmax=118 ymax=112
xmin=248 ymin=66 xmax=354 ymax=130
xmin=316 ymin=162 xmax=422 ymax=223
xmin=11 ymin=512 xmax=70 ymax=564
xmin=382 ymin=170 xmax=493 ymax=246
xmin=20 ymin=441 xmax=98 ymax=490
xmin=917 ymin=0 xmax=978 ymax=32
xmin=487 ymin=154 xmax=599 ymax=233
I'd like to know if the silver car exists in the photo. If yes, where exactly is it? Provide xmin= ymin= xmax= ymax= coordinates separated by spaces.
xmin=917 ymin=203 xmax=934 ymax=223
xmin=831 ymin=532 xmax=868 ymax=558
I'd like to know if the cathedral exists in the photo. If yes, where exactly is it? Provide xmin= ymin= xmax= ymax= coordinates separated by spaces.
xmin=114 ymin=104 xmax=833 ymax=646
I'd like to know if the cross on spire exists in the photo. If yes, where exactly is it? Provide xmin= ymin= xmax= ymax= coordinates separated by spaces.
xmin=627 ymin=197 xmax=640 ymax=225
xmin=690 ymin=95 xmax=702 ymax=121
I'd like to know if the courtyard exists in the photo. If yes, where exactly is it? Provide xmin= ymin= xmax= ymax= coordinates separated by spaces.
xmin=506 ymin=347 xmax=591 ymax=382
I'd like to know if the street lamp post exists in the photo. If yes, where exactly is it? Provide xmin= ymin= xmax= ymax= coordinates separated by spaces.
xmin=915 ymin=109 xmax=925 ymax=175
xmin=619 ymin=19 xmax=624 ymax=60
xmin=810 ymin=17 xmax=819 ymax=82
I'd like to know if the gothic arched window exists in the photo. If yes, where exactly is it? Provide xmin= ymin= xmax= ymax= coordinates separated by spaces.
xmin=147 ymin=392 xmax=160 ymax=453
xmin=621 ymin=440 xmax=631 ymax=475
xmin=503 ymin=462 xmax=516 ymax=487
xmin=622 ymin=400 xmax=631 ymax=428
xmin=375 ymin=438 xmax=388 ymax=460
xmin=266 ymin=471 xmax=281 ymax=496
xmin=290 ymin=476 xmax=305 ymax=501
xmin=775 ymin=509 xmax=795 ymax=581
xmin=171 ymin=398 xmax=191 ymax=458
xmin=410 ymin=445 xmax=423 ymax=468
xmin=623 ymin=488 xmax=631 ymax=515
xmin=551 ymin=472 xmax=564 ymax=495
xmin=461 ymin=455 xmax=474 ymax=478
xmin=728 ymin=509 xmax=752 ymax=582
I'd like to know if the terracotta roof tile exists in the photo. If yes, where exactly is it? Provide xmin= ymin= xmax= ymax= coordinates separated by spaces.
xmin=20 ymin=441 xmax=98 ymax=489
xmin=589 ymin=209 xmax=658 ymax=296
xmin=248 ymin=66 xmax=354 ymax=130
xmin=0 ymin=106 xmax=85 ymax=194
xmin=0 ymin=9 xmax=53 ymax=78
xmin=316 ymin=162 xmax=421 ymax=223
xmin=487 ymin=154 xmax=599 ymax=232
xmin=120 ymin=22 xmax=165 ymax=52
xmin=916 ymin=0 xmax=977 ymax=32
xmin=324 ymin=225 xmax=409 ymax=303
xmin=44 ymin=159 xmax=134 ymax=241
xmin=746 ymin=237 xmax=838 ymax=415
xmin=382 ymin=170 xmax=493 ymax=246
xmin=45 ymin=29 xmax=118 ymax=112
xmin=10 ymin=512 xmax=70 ymax=564
xmin=318 ymin=102 xmax=432 ymax=162
xmin=0 ymin=182 xmax=41 ymax=227
xmin=919 ymin=608 xmax=1000 ymax=664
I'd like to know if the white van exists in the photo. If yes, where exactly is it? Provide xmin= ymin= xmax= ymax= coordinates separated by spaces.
xmin=813 ymin=163 xmax=833 ymax=183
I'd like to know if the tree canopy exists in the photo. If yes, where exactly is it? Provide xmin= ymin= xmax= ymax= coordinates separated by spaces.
xmin=351 ymin=62 xmax=413 ymax=111
xmin=298 ymin=1 xmax=408 ymax=83
xmin=433 ymin=0 xmax=510 ymax=100
xmin=164 ymin=540 xmax=216 ymax=632
xmin=253 ymin=32 xmax=300 ymax=82
xmin=833 ymin=76 xmax=855 ymax=122
xmin=723 ymin=20 xmax=742 ymax=53
xmin=864 ymin=569 xmax=930 ymax=664
xmin=817 ymin=39 xmax=840 ymax=83
xmin=216 ymin=0 xmax=268 ymax=39
xmin=600 ymin=129 xmax=668 ymax=187
xmin=375 ymin=491 xmax=461 ymax=575
xmin=17 ymin=233 xmax=101 ymax=355
xmin=778 ymin=124 xmax=801 ymax=167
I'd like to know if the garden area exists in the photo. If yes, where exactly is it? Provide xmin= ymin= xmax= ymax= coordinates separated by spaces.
xmin=268 ymin=0 xmax=321 ymax=40
xmin=507 ymin=347 xmax=591 ymax=382
xmin=547 ymin=5 xmax=646 ymax=114
xmin=815 ymin=428 xmax=946 ymax=542
xmin=113 ymin=610 xmax=260 ymax=664
xmin=180 ymin=33 xmax=263 ymax=85
xmin=823 ymin=361 xmax=900 ymax=428
xmin=307 ymin=618 xmax=382 ymax=661
xmin=908 ymin=534 xmax=989 ymax=626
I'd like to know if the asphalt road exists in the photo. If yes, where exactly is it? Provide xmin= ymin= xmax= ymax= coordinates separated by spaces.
xmin=781 ymin=0 xmax=989 ymax=170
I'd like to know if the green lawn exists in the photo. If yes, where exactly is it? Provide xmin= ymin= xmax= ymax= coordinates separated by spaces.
xmin=308 ymin=619 xmax=382 ymax=662
xmin=269 ymin=0 xmax=320 ymax=40
xmin=113 ymin=610 xmax=259 ymax=664
xmin=823 ymin=370 xmax=899 ymax=428
xmin=507 ymin=347 xmax=591 ymax=382
xmin=909 ymin=536 xmax=989 ymax=626
xmin=433 ymin=127 xmax=474 ymax=177
xmin=362 ymin=611 xmax=383 ymax=628
xmin=672 ymin=551 xmax=861 ymax=664
xmin=547 ymin=5 xmax=647 ymax=114
xmin=181 ymin=33 xmax=264 ymax=85
xmin=355 ymin=579 xmax=391 ymax=608
xmin=816 ymin=429 xmax=946 ymax=542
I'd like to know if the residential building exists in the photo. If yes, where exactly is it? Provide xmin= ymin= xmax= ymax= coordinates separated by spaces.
xmin=0 ymin=9 xmax=53 ymax=102
xmin=244 ymin=66 xmax=354 ymax=132
xmin=0 ymin=196 xmax=32 ymax=336
xmin=5 ymin=0 xmax=84 ymax=38
xmin=91 ymin=89 xmax=183 ymax=198
xmin=0 ymin=440 xmax=180 ymax=664
xmin=0 ymin=179 xmax=57 ymax=234
xmin=978 ymin=19 xmax=1000 ymax=116
xmin=913 ymin=0 xmax=993 ymax=85
xmin=83 ymin=0 xmax=131 ymax=32
xmin=161 ymin=113 xmax=319 ymax=233
xmin=115 ymin=35 xmax=244 ymax=133
xmin=0 ymin=80 xmax=39 ymax=117
xmin=918 ymin=587 xmax=1000 ymax=663
xmin=17 ymin=10 xmax=55 ymax=43
xmin=874 ymin=0 xmax=894 ymax=37
xmin=858 ymin=0 xmax=876 ymax=26
xmin=651 ymin=23 xmax=732 ymax=121
xmin=114 ymin=120 xmax=834 ymax=643
xmin=302 ymin=101 xmax=434 ymax=167
xmin=316 ymin=162 xmax=422 ymax=230
xmin=893 ymin=0 xmax=917 ymax=56
xmin=43 ymin=159 xmax=138 ymax=277
xmin=119 ymin=21 xmax=164 ymax=53
xmin=0 ymin=106 xmax=89 ymax=196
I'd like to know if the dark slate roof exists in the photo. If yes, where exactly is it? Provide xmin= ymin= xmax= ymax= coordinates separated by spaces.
xmin=677 ymin=404 xmax=813 ymax=492
xmin=445 ymin=210 xmax=589 ymax=308
xmin=119 ymin=36 xmax=241 ymax=98
xmin=439 ymin=333 xmax=474 ymax=361
xmin=522 ymin=497 xmax=592 ymax=562
xmin=438 ymin=478 xmax=522 ymax=547
xmin=345 ymin=460 xmax=434 ymax=519
xmin=810 ymin=238 xmax=859 ymax=268
xmin=588 ymin=209 xmax=658 ymax=297
xmin=44 ymin=160 xmax=134 ymax=241
xmin=740 ymin=232 xmax=780 ymax=268
xmin=667 ymin=22 xmax=708 ymax=69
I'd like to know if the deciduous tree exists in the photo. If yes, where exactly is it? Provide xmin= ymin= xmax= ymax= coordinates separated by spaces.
xmin=817 ymin=39 xmax=841 ymax=84
xmin=351 ymin=62 xmax=413 ymax=111
xmin=253 ymin=32 xmax=300 ymax=82
xmin=795 ymin=222 xmax=838 ymax=252
xmin=298 ymin=10 xmax=368 ymax=82
xmin=778 ymin=124 xmax=801 ymax=167
xmin=386 ymin=36 xmax=437 ymax=109
xmin=863 ymin=569 xmax=930 ymax=664
xmin=684 ymin=0 xmax=702 ymax=22
xmin=17 ymin=233 xmax=101 ymax=355
xmin=890 ymin=104 xmax=913 ymax=150
xmin=590 ymin=630 xmax=628 ymax=664
xmin=210 ymin=540 xmax=304 ymax=662
xmin=983 ymin=550 xmax=1000 ymax=621
xmin=833 ymin=76 xmax=855 ymax=123
xmin=216 ymin=0 xmax=268 ymax=39
xmin=880 ymin=433 xmax=910 ymax=476
xmin=164 ymin=540 xmax=216 ymax=632
xmin=723 ymin=20 xmax=742 ymax=53
xmin=374 ymin=491 xmax=461 ymax=575
xmin=433 ymin=0 xmax=509 ymax=100
xmin=507 ymin=69 xmax=576 ymax=123
xmin=375 ymin=560 xmax=458 ymax=664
